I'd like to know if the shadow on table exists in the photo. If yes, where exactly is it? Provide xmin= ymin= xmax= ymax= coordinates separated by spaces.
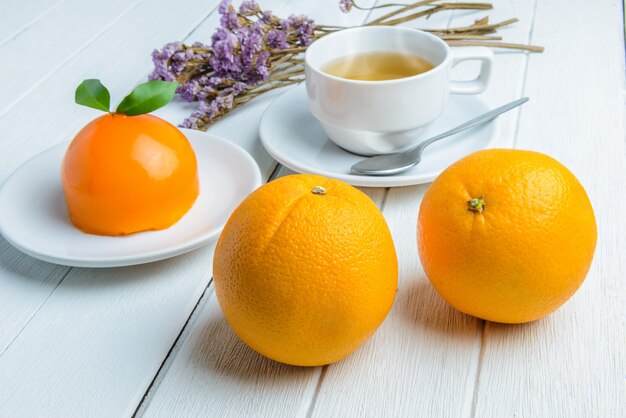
xmin=28 ymin=245 xmax=211 ymax=291
xmin=190 ymin=312 xmax=316 ymax=385
xmin=395 ymin=272 xmax=547 ymax=346
xmin=0 ymin=235 xmax=69 ymax=282
xmin=395 ymin=276 xmax=482 ymax=341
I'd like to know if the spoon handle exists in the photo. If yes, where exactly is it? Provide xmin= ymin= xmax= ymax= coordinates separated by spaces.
xmin=412 ymin=97 xmax=529 ymax=156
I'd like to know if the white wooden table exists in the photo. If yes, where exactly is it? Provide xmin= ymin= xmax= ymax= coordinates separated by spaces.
xmin=1 ymin=0 xmax=624 ymax=416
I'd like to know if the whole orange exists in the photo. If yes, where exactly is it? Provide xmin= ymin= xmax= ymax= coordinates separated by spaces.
xmin=418 ymin=149 xmax=597 ymax=323
xmin=62 ymin=113 xmax=199 ymax=236
xmin=213 ymin=174 xmax=398 ymax=366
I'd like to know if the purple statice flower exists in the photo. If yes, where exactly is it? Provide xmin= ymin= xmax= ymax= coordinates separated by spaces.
xmin=239 ymin=0 xmax=260 ymax=16
xmin=238 ymin=22 xmax=271 ymax=83
xmin=339 ymin=0 xmax=353 ymax=13
xmin=221 ymin=11 xmax=241 ymax=30
xmin=191 ymin=41 xmax=211 ymax=54
xmin=267 ymin=29 xmax=289 ymax=49
xmin=210 ymin=19 xmax=270 ymax=85
xmin=149 ymin=42 xmax=184 ymax=81
xmin=177 ymin=81 xmax=200 ymax=102
xmin=245 ymin=50 xmax=270 ymax=83
xmin=228 ymin=81 xmax=247 ymax=96
xmin=260 ymin=10 xmax=280 ymax=25
xmin=218 ymin=0 xmax=241 ymax=30
xmin=210 ymin=27 xmax=241 ymax=75
xmin=180 ymin=82 xmax=247 ymax=129
xmin=168 ymin=48 xmax=195 ymax=76
xmin=218 ymin=0 xmax=231 ymax=14
xmin=238 ymin=21 xmax=264 ymax=68
xmin=282 ymin=14 xmax=316 ymax=46
xmin=180 ymin=101 xmax=211 ymax=129
xmin=177 ymin=75 xmax=218 ymax=102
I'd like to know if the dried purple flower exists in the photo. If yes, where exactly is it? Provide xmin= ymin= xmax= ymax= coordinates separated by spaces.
xmin=180 ymin=101 xmax=210 ymax=129
xmin=221 ymin=11 xmax=242 ymax=30
xmin=219 ymin=0 xmax=242 ymax=30
xmin=239 ymin=22 xmax=264 ymax=67
xmin=168 ymin=49 xmax=194 ymax=75
xmin=247 ymin=50 xmax=270 ymax=82
xmin=260 ymin=10 xmax=280 ymax=25
xmin=339 ymin=0 xmax=353 ymax=13
xmin=158 ymin=1 xmax=321 ymax=129
xmin=210 ymin=27 xmax=241 ymax=76
xmin=282 ymin=14 xmax=316 ymax=46
xmin=218 ymin=0 xmax=232 ymax=14
xmin=180 ymin=81 xmax=248 ymax=128
xmin=177 ymin=75 xmax=218 ymax=102
xmin=239 ymin=0 xmax=260 ymax=16
xmin=267 ymin=29 xmax=289 ymax=49
xmin=149 ymin=42 xmax=184 ymax=81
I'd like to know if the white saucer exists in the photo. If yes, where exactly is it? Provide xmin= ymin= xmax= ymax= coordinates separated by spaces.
xmin=0 ymin=129 xmax=261 ymax=268
xmin=260 ymin=85 xmax=499 ymax=187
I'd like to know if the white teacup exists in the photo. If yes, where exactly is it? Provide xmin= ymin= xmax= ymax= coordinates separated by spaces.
xmin=305 ymin=26 xmax=493 ymax=156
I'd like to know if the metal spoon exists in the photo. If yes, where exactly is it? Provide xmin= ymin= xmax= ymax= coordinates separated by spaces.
xmin=350 ymin=97 xmax=529 ymax=176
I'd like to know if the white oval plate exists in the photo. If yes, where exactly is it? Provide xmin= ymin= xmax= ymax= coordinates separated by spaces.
xmin=0 ymin=129 xmax=261 ymax=268
xmin=260 ymin=85 xmax=499 ymax=187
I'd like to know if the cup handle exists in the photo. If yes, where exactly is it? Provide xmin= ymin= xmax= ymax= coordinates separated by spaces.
xmin=448 ymin=47 xmax=493 ymax=95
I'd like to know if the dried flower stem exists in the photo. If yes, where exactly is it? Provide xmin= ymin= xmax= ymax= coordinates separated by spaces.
xmin=447 ymin=40 xmax=545 ymax=52
xmin=270 ymin=47 xmax=307 ymax=55
xmin=375 ymin=3 xmax=494 ymax=27
xmin=425 ymin=17 xmax=519 ymax=34
xmin=352 ymin=1 xmax=416 ymax=11
xmin=441 ymin=34 xmax=502 ymax=40
xmin=367 ymin=0 xmax=440 ymax=25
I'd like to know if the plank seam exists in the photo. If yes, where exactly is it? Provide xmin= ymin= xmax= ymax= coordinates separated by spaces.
xmin=268 ymin=162 xmax=284 ymax=181
xmin=132 ymin=281 xmax=214 ymax=418
xmin=622 ymin=0 xmax=625 ymax=60
xmin=0 ymin=0 xmax=144 ymax=119
xmin=0 ymin=265 xmax=72 ymax=358
xmin=512 ymin=0 xmax=538 ymax=149
xmin=126 ymin=6 xmax=224 ymax=415
xmin=304 ymin=366 xmax=328 ymax=418
xmin=303 ymin=9 xmax=387 ymax=417
xmin=0 ymin=0 xmax=68 ymax=48
xmin=132 ymin=2 xmax=402 ymax=416
xmin=466 ymin=1 xmax=539 ymax=416
xmin=304 ymin=3 xmax=458 ymax=417
xmin=469 ymin=320 xmax=487 ymax=418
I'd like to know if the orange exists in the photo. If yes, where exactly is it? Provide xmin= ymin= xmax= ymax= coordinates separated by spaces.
xmin=213 ymin=174 xmax=398 ymax=366
xmin=61 ymin=113 xmax=199 ymax=236
xmin=418 ymin=149 xmax=597 ymax=323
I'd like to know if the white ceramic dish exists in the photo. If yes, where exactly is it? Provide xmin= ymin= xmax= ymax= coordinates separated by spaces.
xmin=259 ymin=85 xmax=499 ymax=187
xmin=0 ymin=129 xmax=261 ymax=268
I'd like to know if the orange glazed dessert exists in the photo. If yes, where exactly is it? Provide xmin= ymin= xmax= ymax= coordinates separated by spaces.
xmin=61 ymin=113 xmax=199 ymax=236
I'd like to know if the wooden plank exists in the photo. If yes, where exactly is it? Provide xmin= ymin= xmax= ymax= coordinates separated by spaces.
xmin=0 ymin=0 xmax=226 ymax=416
xmin=135 ymin=287 xmax=322 ymax=418
xmin=0 ymin=0 xmax=217 ymax=354
xmin=0 ymin=0 xmax=144 ymax=116
xmin=0 ymin=243 xmax=69 ymax=354
xmin=474 ymin=0 xmax=626 ymax=416
xmin=309 ymin=1 xmax=539 ymax=416
xmin=137 ymin=2 xmax=383 ymax=417
xmin=138 ymin=172 xmax=387 ymax=418
xmin=0 ymin=248 xmax=216 ymax=417
xmin=0 ymin=0 xmax=64 ymax=46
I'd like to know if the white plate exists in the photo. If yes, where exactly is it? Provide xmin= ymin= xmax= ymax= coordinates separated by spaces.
xmin=0 ymin=129 xmax=261 ymax=268
xmin=260 ymin=85 xmax=499 ymax=187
